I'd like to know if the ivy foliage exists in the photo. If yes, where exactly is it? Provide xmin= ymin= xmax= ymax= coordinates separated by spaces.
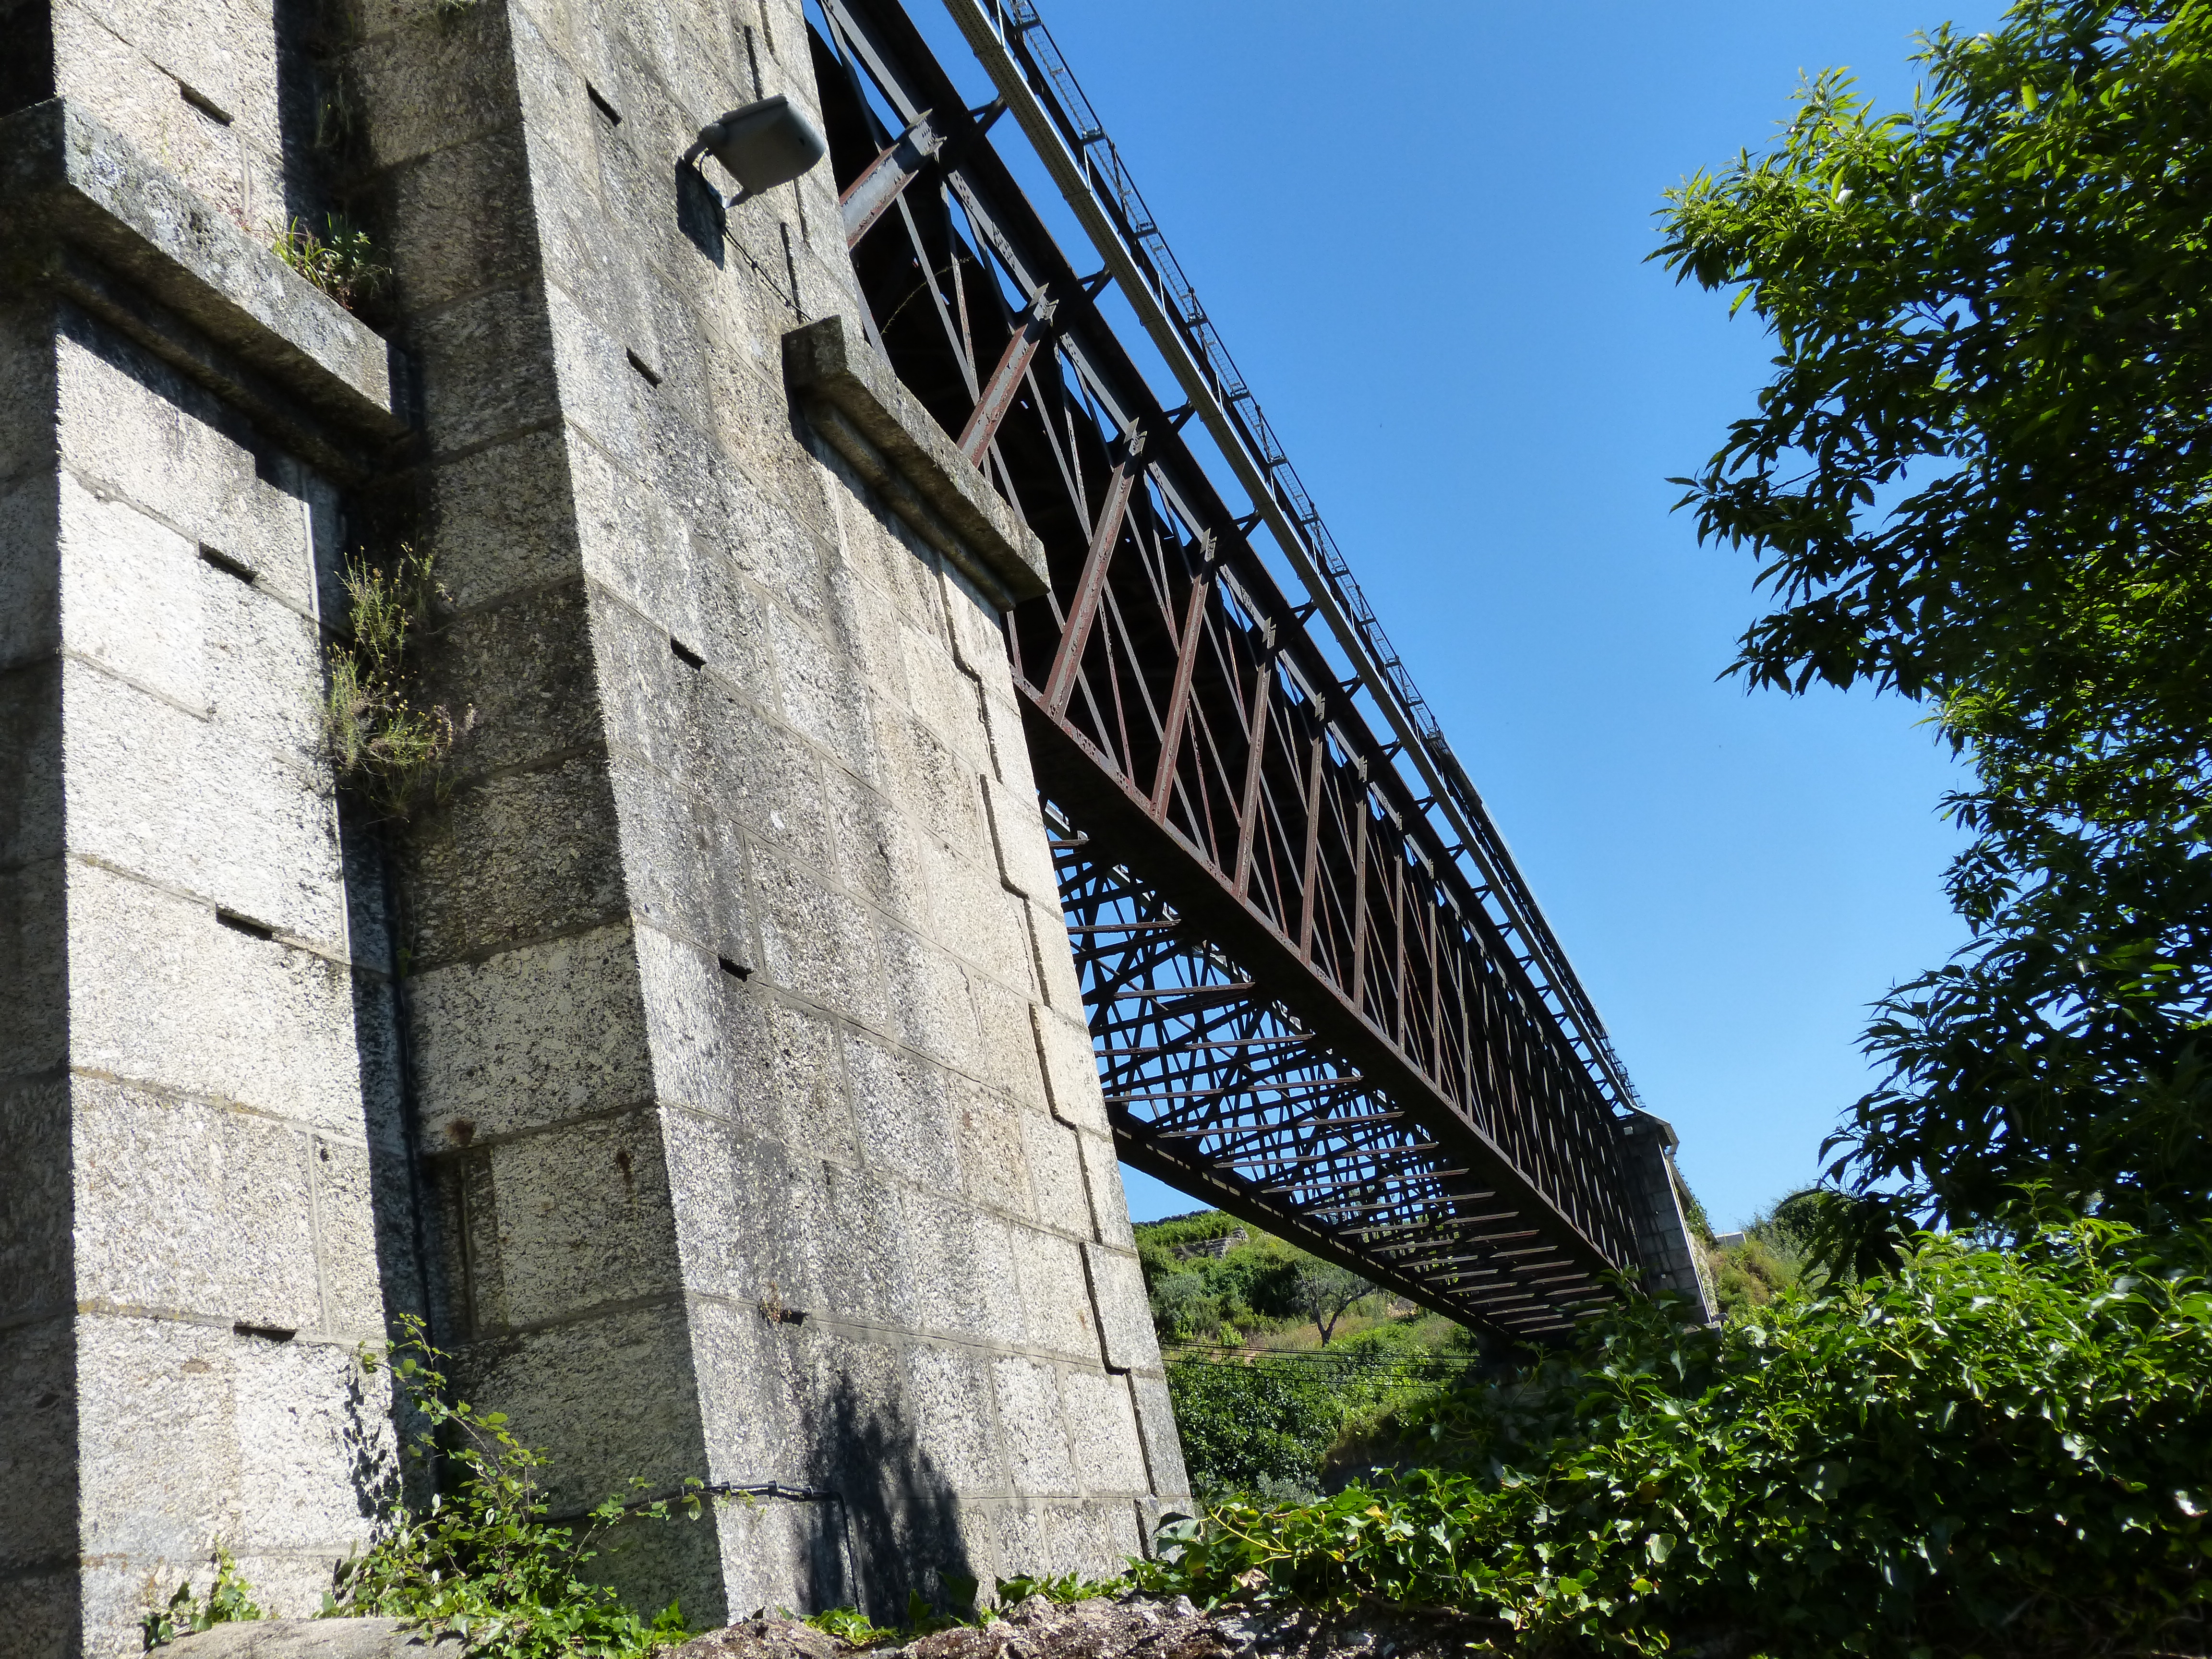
xmin=1132 ymin=1222 xmax=2212 ymax=1657
xmin=990 ymin=1571 xmax=1129 ymax=1606
xmin=327 ymin=1318 xmax=699 ymax=1659
xmin=1656 ymin=0 xmax=2212 ymax=1229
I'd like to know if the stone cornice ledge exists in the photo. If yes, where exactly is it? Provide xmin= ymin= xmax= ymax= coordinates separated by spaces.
xmin=783 ymin=313 xmax=1048 ymax=609
xmin=0 ymin=99 xmax=408 ymax=453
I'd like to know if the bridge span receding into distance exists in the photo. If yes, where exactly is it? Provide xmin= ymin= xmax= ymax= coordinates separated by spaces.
xmin=807 ymin=0 xmax=1711 ymax=1337
xmin=0 ymin=0 xmax=1718 ymax=1635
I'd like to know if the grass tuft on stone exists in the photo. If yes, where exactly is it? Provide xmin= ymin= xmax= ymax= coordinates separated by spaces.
xmin=322 ymin=546 xmax=472 ymax=824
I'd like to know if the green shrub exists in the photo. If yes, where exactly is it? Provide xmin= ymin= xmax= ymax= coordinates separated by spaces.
xmin=327 ymin=1317 xmax=700 ymax=1659
xmin=1134 ymin=1220 xmax=2212 ymax=1657
xmin=1166 ymin=1355 xmax=1341 ymax=1498
xmin=1329 ymin=1322 xmax=1419 ymax=1359
xmin=1705 ymin=1205 xmax=1813 ymax=1316
xmin=1134 ymin=1212 xmax=1246 ymax=1255
xmin=1136 ymin=1223 xmax=1313 ymax=1343
xmin=1707 ymin=1233 xmax=1799 ymax=1315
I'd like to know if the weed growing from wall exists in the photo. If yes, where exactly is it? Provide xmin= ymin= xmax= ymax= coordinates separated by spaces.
xmin=141 ymin=1548 xmax=263 ymax=1650
xmin=313 ymin=74 xmax=364 ymax=160
xmin=138 ymin=1322 xmax=702 ymax=1656
xmin=273 ymin=213 xmax=390 ymax=311
xmin=322 ymin=547 xmax=472 ymax=824
xmin=325 ymin=1317 xmax=700 ymax=1658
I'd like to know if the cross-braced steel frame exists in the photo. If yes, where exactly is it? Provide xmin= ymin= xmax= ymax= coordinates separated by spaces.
xmin=1053 ymin=817 xmax=1619 ymax=1331
xmin=805 ymin=0 xmax=1673 ymax=1334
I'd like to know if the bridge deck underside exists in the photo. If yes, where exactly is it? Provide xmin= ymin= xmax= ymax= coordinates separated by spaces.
xmin=810 ymin=0 xmax=1646 ymax=1335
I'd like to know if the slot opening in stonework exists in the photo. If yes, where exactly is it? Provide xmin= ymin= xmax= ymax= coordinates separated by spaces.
xmin=178 ymin=79 xmax=235 ymax=126
xmin=670 ymin=634 xmax=705 ymax=669
xmin=718 ymin=956 xmax=753 ymax=981
xmin=587 ymin=82 xmax=622 ymax=126
xmin=214 ymin=908 xmax=277 ymax=941
xmin=627 ymin=347 xmax=663 ymax=386
xmin=232 ymin=1322 xmax=297 ymax=1342
xmin=198 ymin=542 xmax=258 ymax=583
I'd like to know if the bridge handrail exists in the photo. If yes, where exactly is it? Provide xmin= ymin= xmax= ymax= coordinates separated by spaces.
xmin=946 ymin=0 xmax=1646 ymax=1118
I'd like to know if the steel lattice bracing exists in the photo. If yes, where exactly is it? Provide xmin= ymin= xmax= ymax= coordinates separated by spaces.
xmin=1054 ymin=820 xmax=1618 ymax=1329
xmin=805 ymin=0 xmax=1693 ymax=1334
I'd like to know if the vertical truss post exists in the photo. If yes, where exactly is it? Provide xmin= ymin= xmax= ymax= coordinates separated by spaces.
xmin=1232 ymin=649 xmax=1273 ymax=898
xmin=1390 ymin=854 xmax=1409 ymax=1050
xmin=1295 ymin=726 xmax=1326 ymax=958
xmin=1349 ymin=772 xmax=1373 ymax=1011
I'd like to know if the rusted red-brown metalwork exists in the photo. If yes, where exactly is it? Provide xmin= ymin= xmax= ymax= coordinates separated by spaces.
xmin=812 ymin=0 xmax=1648 ymax=1335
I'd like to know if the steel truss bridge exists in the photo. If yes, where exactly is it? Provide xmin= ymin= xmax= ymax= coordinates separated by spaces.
xmin=803 ymin=0 xmax=1707 ymax=1337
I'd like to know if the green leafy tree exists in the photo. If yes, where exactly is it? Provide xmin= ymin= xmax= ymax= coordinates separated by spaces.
xmin=1292 ymin=1261 xmax=1373 ymax=1346
xmin=1149 ymin=1272 xmax=1220 ymax=1343
xmin=1658 ymin=0 xmax=2212 ymax=1229
xmin=1165 ymin=1356 xmax=1341 ymax=1496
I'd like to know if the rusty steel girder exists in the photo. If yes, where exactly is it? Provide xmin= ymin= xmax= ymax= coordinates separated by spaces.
xmin=807 ymin=0 xmax=1653 ymax=1334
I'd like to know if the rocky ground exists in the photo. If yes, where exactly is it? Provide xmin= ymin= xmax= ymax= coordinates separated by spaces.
xmin=672 ymin=1591 xmax=1504 ymax=1659
xmin=159 ymin=1591 xmax=1505 ymax=1659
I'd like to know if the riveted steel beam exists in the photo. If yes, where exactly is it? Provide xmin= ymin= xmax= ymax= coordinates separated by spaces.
xmin=841 ymin=110 xmax=944 ymax=246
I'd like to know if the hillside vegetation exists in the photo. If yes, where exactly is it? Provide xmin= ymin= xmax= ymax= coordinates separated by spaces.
xmin=1135 ymin=1220 xmax=2212 ymax=1658
xmin=1134 ymin=1211 xmax=1486 ymax=1500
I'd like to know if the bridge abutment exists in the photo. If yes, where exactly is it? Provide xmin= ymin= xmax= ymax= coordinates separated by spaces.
xmin=0 ymin=0 xmax=1184 ymax=1649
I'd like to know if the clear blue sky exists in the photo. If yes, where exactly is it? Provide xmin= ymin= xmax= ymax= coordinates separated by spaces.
xmin=904 ymin=1 xmax=2007 ymax=1230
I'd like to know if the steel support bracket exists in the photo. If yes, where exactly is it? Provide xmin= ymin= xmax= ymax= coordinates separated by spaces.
xmin=840 ymin=109 xmax=945 ymax=247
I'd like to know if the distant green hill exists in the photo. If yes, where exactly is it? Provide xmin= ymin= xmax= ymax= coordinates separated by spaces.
xmin=1134 ymin=1209 xmax=1482 ymax=1499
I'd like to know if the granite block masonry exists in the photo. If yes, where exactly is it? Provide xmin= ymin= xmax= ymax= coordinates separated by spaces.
xmin=0 ymin=0 xmax=1188 ymax=1654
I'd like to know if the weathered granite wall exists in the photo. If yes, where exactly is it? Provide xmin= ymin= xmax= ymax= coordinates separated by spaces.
xmin=0 ymin=0 xmax=432 ymax=1651
xmin=0 ymin=0 xmax=1183 ymax=1651
xmin=342 ymin=0 xmax=1184 ymax=1623
xmin=1618 ymin=1113 xmax=1716 ymax=1323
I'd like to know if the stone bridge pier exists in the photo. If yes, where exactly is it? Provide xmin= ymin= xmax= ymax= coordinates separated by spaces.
xmin=0 ymin=0 xmax=1187 ymax=1652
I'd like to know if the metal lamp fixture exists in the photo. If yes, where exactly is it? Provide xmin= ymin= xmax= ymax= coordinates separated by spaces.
xmin=685 ymin=95 xmax=827 ymax=205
